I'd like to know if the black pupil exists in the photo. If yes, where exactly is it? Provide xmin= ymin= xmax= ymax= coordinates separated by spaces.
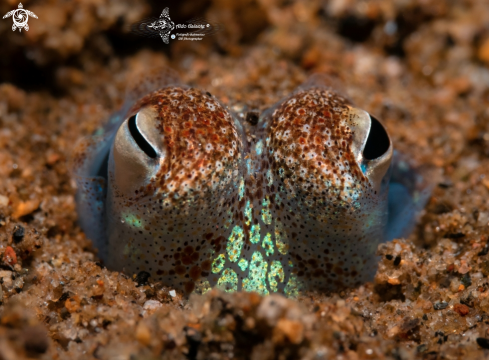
xmin=128 ymin=115 xmax=157 ymax=159
xmin=363 ymin=116 xmax=390 ymax=160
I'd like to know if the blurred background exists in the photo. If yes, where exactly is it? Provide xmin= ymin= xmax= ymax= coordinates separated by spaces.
xmin=1 ymin=0 xmax=488 ymax=93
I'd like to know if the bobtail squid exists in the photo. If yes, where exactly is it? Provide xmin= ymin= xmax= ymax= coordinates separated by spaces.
xmin=72 ymin=69 xmax=433 ymax=296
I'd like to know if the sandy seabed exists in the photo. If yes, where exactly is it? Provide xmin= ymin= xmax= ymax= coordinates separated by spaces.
xmin=1 ymin=0 xmax=489 ymax=359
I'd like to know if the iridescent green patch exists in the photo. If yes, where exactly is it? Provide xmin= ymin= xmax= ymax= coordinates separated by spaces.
xmin=274 ymin=221 xmax=289 ymax=255
xmin=262 ymin=232 xmax=274 ymax=256
xmin=250 ymin=224 xmax=261 ymax=244
xmin=238 ymin=258 xmax=249 ymax=271
xmin=244 ymin=200 xmax=252 ymax=226
xmin=242 ymin=251 xmax=269 ymax=295
xmin=217 ymin=268 xmax=238 ymax=292
xmin=284 ymin=274 xmax=301 ymax=297
xmin=261 ymin=196 xmax=272 ymax=225
xmin=268 ymin=261 xmax=284 ymax=292
xmin=226 ymin=225 xmax=244 ymax=262
xmin=122 ymin=212 xmax=143 ymax=229
xmin=195 ymin=279 xmax=212 ymax=294
xmin=275 ymin=193 xmax=282 ymax=206
xmin=212 ymin=254 xmax=226 ymax=273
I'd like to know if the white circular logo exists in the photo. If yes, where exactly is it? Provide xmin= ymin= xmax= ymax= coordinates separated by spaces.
xmin=2 ymin=3 xmax=38 ymax=32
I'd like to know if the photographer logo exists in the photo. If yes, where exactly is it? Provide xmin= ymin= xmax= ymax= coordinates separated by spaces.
xmin=3 ymin=3 xmax=38 ymax=32
xmin=131 ymin=7 xmax=219 ymax=44
xmin=146 ymin=7 xmax=174 ymax=44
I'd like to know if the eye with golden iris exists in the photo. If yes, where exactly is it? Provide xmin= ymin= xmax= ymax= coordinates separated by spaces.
xmin=73 ymin=71 xmax=433 ymax=296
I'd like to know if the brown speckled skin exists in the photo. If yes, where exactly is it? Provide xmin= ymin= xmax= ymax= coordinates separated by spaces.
xmin=106 ymin=87 xmax=246 ymax=294
xmin=75 ymin=75 xmax=390 ymax=295
xmin=268 ymin=88 xmax=369 ymax=199
xmin=127 ymin=87 xmax=245 ymax=199
xmin=261 ymin=87 xmax=387 ymax=291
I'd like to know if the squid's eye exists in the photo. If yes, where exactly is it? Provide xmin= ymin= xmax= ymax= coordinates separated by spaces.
xmin=112 ymin=108 xmax=162 ymax=194
xmin=128 ymin=114 xmax=157 ymax=158
xmin=363 ymin=116 xmax=390 ymax=160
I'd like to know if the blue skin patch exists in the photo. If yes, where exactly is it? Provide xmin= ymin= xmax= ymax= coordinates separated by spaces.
xmin=385 ymin=151 xmax=434 ymax=241
xmin=73 ymin=71 xmax=434 ymax=296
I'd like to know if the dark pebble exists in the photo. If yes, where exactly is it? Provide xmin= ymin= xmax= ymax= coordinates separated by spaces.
xmin=337 ymin=14 xmax=375 ymax=43
xmin=58 ymin=292 xmax=70 ymax=303
xmin=60 ymin=307 xmax=70 ymax=320
xmin=186 ymin=327 xmax=202 ymax=342
xmin=422 ymin=314 xmax=428 ymax=321
xmin=473 ymin=209 xmax=480 ymax=221
xmin=433 ymin=302 xmax=448 ymax=310
xmin=102 ymin=319 xmax=112 ymax=328
xmin=446 ymin=232 xmax=465 ymax=239
xmin=393 ymin=255 xmax=401 ymax=266
xmin=12 ymin=225 xmax=25 ymax=243
xmin=400 ymin=318 xmax=419 ymax=332
xmin=91 ymin=293 xmax=103 ymax=301
xmin=417 ymin=344 xmax=427 ymax=353
xmin=478 ymin=243 xmax=489 ymax=256
xmin=135 ymin=271 xmax=151 ymax=287
xmin=477 ymin=337 xmax=489 ymax=349
xmin=165 ymin=339 xmax=177 ymax=350
xmin=460 ymin=292 xmax=474 ymax=307
xmin=424 ymin=351 xmax=438 ymax=360
xmin=22 ymin=325 xmax=49 ymax=354
xmin=431 ymin=202 xmax=453 ymax=215
xmin=439 ymin=276 xmax=451 ymax=289
xmin=385 ymin=254 xmax=393 ymax=260
xmin=461 ymin=273 xmax=472 ymax=287
xmin=206 ymin=91 xmax=212 ymax=97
